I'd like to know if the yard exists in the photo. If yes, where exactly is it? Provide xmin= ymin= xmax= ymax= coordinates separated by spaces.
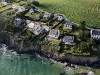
xmin=0 ymin=5 xmax=12 ymax=13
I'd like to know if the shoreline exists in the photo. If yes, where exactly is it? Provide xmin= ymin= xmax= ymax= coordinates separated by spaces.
xmin=0 ymin=34 xmax=100 ymax=68
xmin=1 ymin=44 xmax=96 ymax=75
xmin=3 ymin=41 xmax=99 ymax=68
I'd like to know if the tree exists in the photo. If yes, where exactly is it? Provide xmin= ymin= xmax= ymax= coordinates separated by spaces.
xmin=32 ymin=1 xmax=40 ymax=6
xmin=79 ymin=21 xmax=86 ymax=30
xmin=4 ymin=22 xmax=15 ymax=32
xmin=78 ymin=42 xmax=89 ymax=53
xmin=87 ymin=38 xmax=95 ymax=46
xmin=0 ymin=14 xmax=8 ymax=32
xmin=26 ymin=30 xmax=33 ymax=39
xmin=78 ymin=30 xmax=89 ymax=40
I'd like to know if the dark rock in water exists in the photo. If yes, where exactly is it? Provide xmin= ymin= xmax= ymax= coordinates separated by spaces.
xmin=50 ymin=62 xmax=54 ymax=65
xmin=60 ymin=72 xmax=66 ymax=75
xmin=29 ymin=56 xmax=35 ymax=61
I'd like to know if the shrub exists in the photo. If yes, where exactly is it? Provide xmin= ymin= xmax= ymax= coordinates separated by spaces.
xmin=32 ymin=1 xmax=40 ymax=6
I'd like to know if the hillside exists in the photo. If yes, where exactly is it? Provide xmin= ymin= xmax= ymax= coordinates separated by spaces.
xmin=37 ymin=0 xmax=100 ymax=27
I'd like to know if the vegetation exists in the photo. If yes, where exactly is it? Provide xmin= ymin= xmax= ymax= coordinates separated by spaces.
xmin=0 ymin=0 xmax=100 ymax=57
xmin=36 ymin=0 xmax=100 ymax=27
xmin=32 ymin=0 xmax=40 ymax=6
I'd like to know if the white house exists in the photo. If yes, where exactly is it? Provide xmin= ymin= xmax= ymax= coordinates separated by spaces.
xmin=1 ymin=2 xmax=8 ymax=6
xmin=62 ymin=36 xmax=74 ymax=44
xmin=87 ymin=71 xmax=95 ymax=75
xmin=12 ymin=4 xmax=19 ymax=10
xmin=18 ymin=6 xmax=25 ymax=12
xmin=48 ymin=29 xmax=60 ymax=39
xmin=43 ymin=12 xmax=51 ymax=19
xmin=14 ymin=18 xmax=22 ymax=26
xmin=26 ymin=20 xmax=31 ymax=24
xmin=27 ymin=22 xmax=35 ymax=29
xmin=12 ymin=4 xmax=25 ymax=12
xmin=57 ymin=15 xmax=64 ymax=21
xmin=90 ymin=29 xmax=100 ymax=40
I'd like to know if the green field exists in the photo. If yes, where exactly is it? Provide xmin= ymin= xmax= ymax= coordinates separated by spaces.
xmin=37 ymin=0 xmax=100 ymax=27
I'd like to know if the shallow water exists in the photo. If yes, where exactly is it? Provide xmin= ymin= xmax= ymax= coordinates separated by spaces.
xmin=0 ymin=50 xmax=76 ymax=75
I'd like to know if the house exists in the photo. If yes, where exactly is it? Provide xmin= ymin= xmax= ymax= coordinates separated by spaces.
xmin=42 ymin=26 xmax=51 ymax=31
xmin=43 ymin=12 xmax=51 ymax=19
xmin=27 ymin=22 xmax=44 ymax=35
xmin=27 ymin=22 xmax=35 ymax=29
xmin=26 ymin=20 xmax=31 ymax=24
xmin=57 ymin=15 xmax=64 ymax=22
xmin=12 ymin=4 xmax=25 ymax=12
xmin=18 ymin=6 xmax=25 ymax=12
xmin=29 ymin=8 xmax=34 ymax=14
xmin=12 ymin=4 xmax=19 ymax=10
xmin=90 ymin=29 xmax=100 ymax=40
xmin=65 ymin=20 xmax=72 ymax=29
xmin=62 ymin=36 xmax=74 ymax=44
xmin=48 ymin=29 xmax=60 ymax=39
xmin=1 ymin=2 xmax=8 ymax=6
xmin=14 ymin=18 xmax=22 ymax=26
xmin=87 ymin=71 xmax=95 ymax=75
xmin=33 ymin=25 xmax=44 ymax=35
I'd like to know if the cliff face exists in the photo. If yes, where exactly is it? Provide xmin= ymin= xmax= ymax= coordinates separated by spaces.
xmin=0 ymin=32 xmax=100 ymax=67
xmin=7 ymin=41 xmax=100 ymax=67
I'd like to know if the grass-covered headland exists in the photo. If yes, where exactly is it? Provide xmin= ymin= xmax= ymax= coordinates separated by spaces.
xmin=36 ymin=0 xmax=100 ymax=28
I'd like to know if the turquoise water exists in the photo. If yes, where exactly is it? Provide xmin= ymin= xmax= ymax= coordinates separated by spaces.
xmin=0 ymin=50 xmax=76 ymax=75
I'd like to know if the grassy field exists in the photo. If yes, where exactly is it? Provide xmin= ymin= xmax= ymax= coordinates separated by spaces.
xmin=37 ymin=0 xmax=100 ymax=27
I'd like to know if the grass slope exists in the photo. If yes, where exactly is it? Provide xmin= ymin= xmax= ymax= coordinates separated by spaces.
xmin=37 ymin=0 xmax=100 ymax=27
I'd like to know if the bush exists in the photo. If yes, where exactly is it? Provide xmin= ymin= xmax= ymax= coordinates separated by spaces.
xmin=32 ymin=1 xmax=40 ymax=6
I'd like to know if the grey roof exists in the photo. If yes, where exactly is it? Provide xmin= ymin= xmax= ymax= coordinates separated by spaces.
xmin=63 ymin=36 xmax=74 ymax=43
xmin=65 ymin=20 xmax=72 ymax=27
xmin=14 ymin=18 xmax=22 ymax=26
xmin=92 ymin=29 xmax=100 ymax=35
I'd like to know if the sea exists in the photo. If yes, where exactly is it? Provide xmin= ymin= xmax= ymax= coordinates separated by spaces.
xmin=0 ymin=48 xmax=76 ymax=75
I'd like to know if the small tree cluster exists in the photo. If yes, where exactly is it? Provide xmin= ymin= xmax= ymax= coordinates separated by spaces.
xmin=32 ymin=1 xmax=40 ymax=6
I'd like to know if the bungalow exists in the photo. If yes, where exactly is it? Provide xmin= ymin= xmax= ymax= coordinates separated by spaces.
xmin=57 ymin=15 xmax=64 ymax=22
xmin=14 ymin=18 xmax=22 ymax=26
xmin=62 ymin=36 xmax=74 ymax=44
xmin=90 ymin=29 xmax=100 ymax=40
xmin=65 ymin=20 xmax=72 ymax=29
xmin=48 ymin=29 xmax=60 ymax=39
xmin=43 ymin=12 xmax=51 ymax=19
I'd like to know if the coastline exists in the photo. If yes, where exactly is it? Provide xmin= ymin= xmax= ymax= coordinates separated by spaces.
xmin=4 ymin=40 xmax=100 ymax=68
xmin=0 ymin=32 xmax=99 ymax=68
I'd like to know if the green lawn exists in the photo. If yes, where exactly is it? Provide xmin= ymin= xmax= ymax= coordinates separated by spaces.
xmin=37 ymin=0 xmax=100 ymax=27
xmin=0 ymin=5 xmax=12 ymax=13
